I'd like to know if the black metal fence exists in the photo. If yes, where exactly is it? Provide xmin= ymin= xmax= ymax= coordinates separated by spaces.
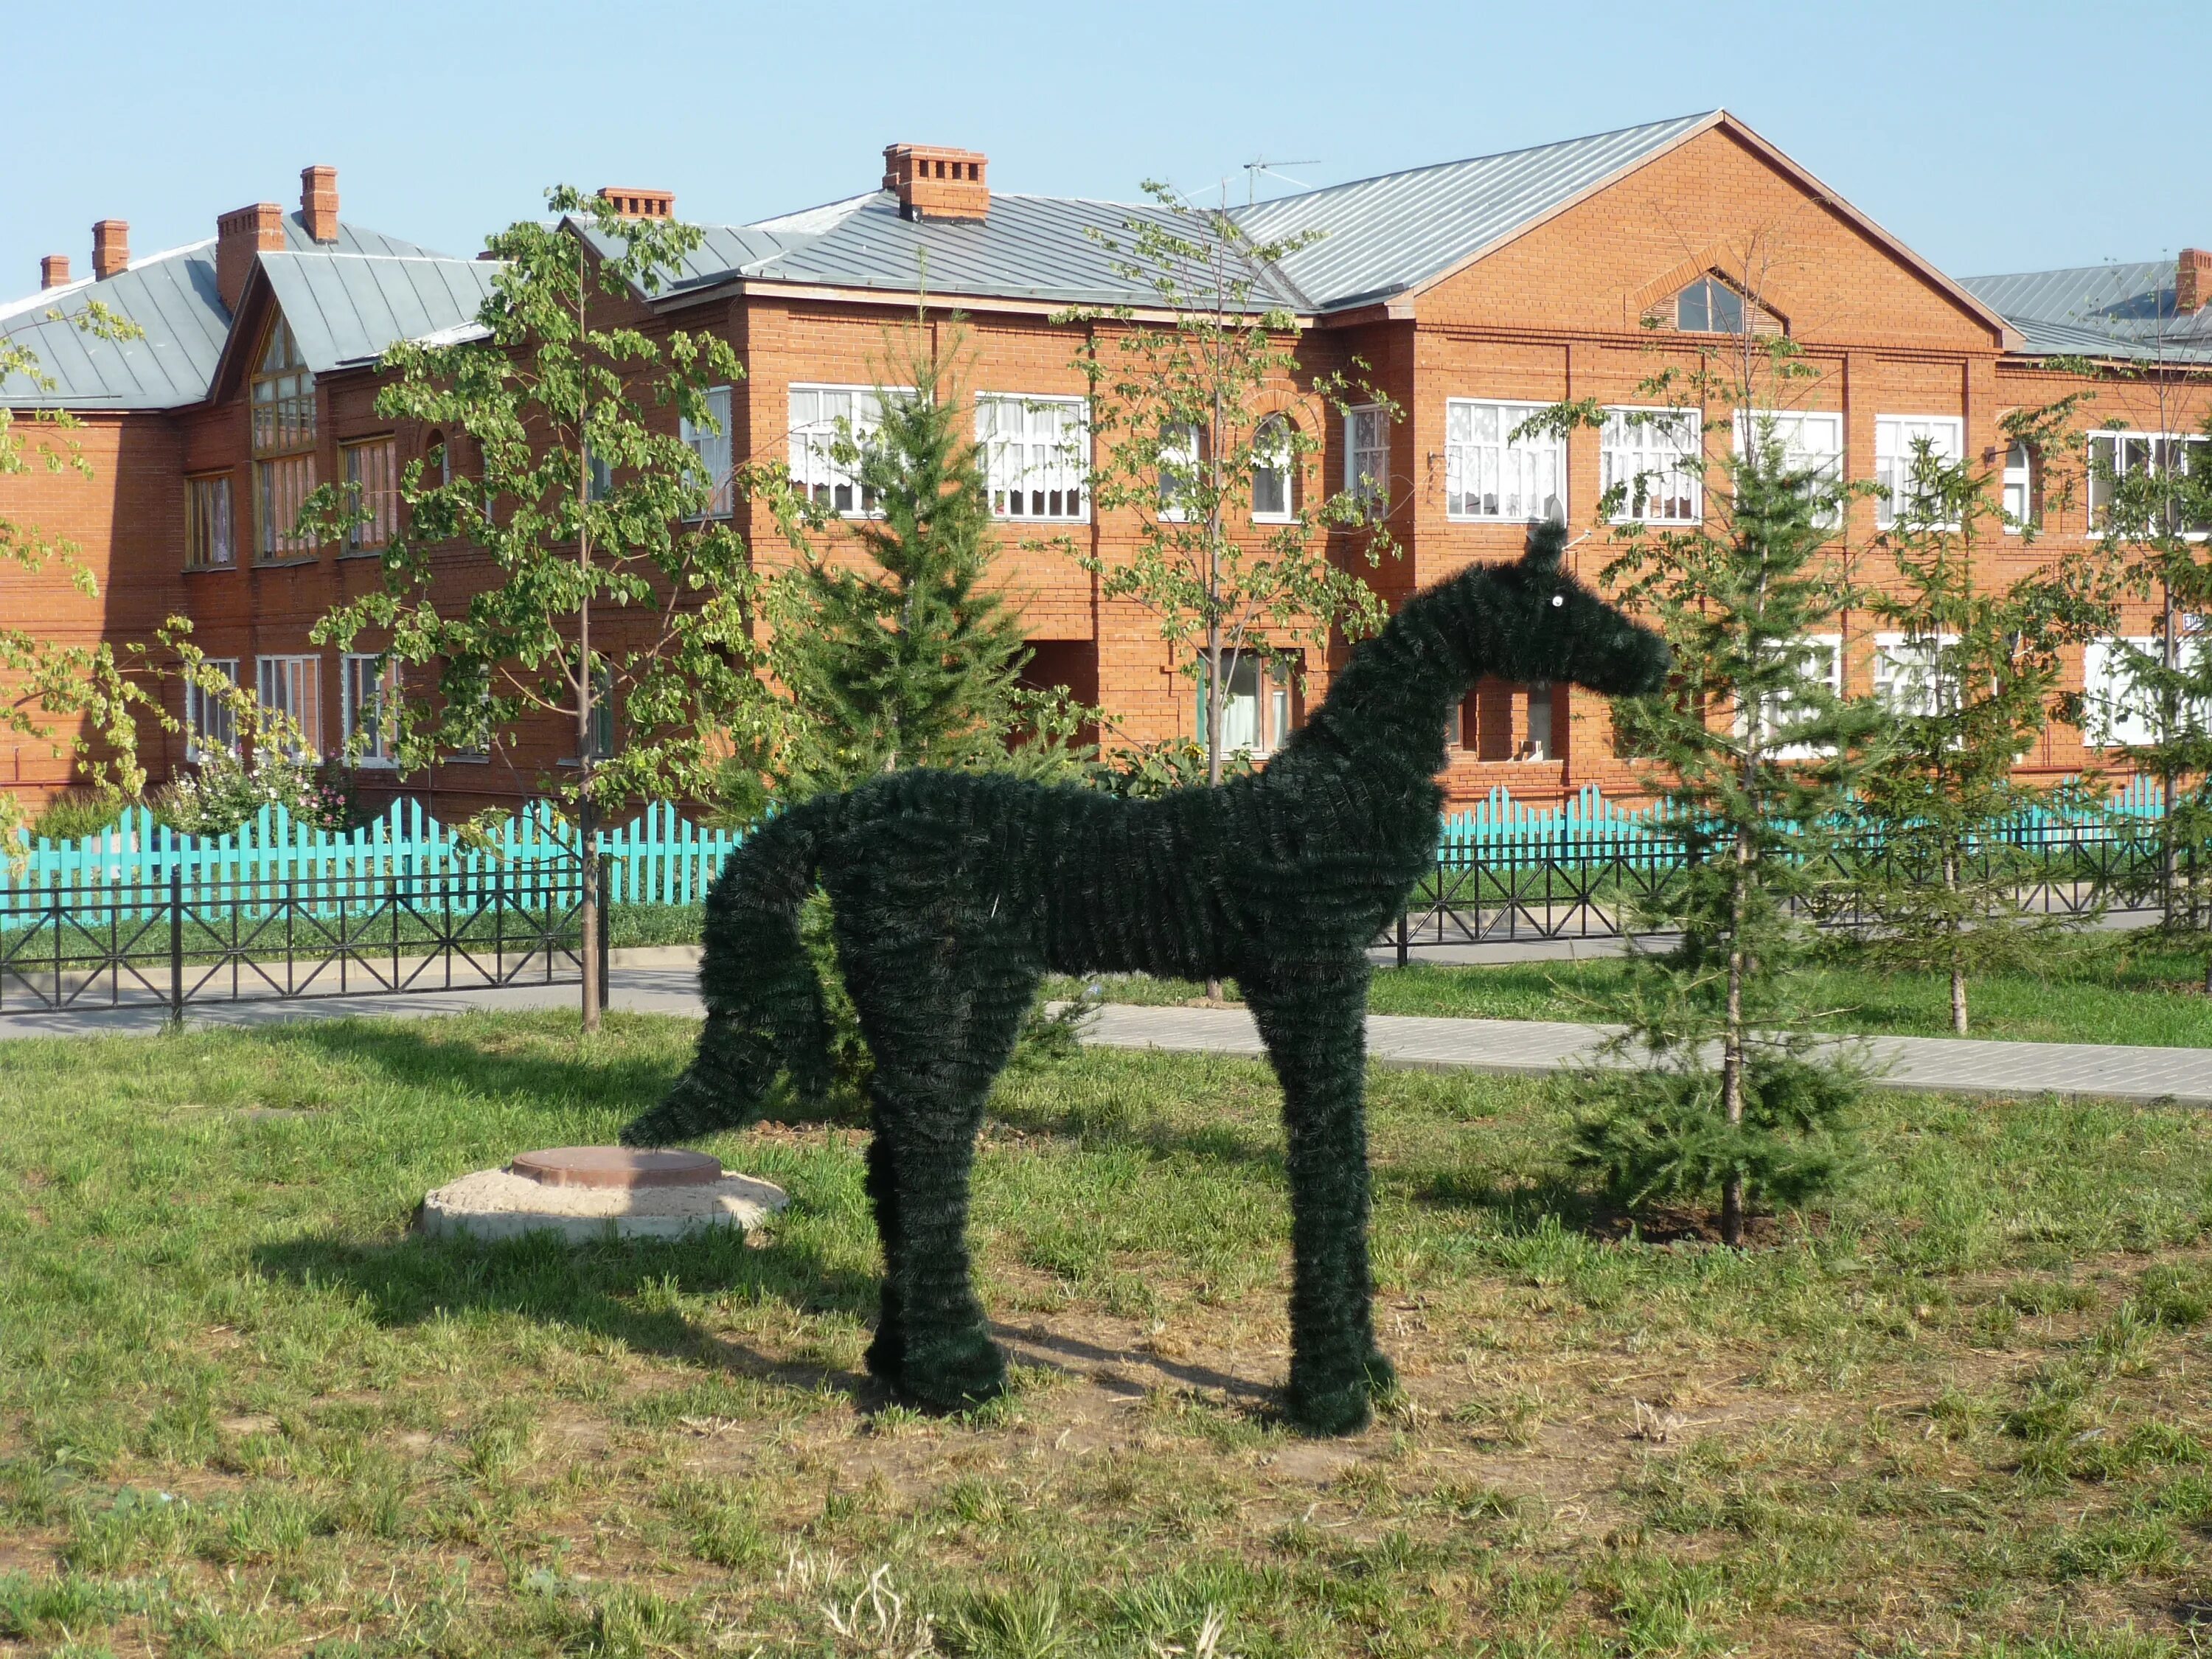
xmin=1385 ymin=817 xmax=2187 ymax=961
xmin=0 ymin=866 xmax=597 ymax=1017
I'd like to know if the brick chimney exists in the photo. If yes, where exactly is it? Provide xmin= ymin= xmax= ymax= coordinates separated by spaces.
xmin=881 ymin=145 xmax=989 ymax=221
xmin=40 ymin=254 xmax=71 ymax=290
xmin=91 ymin=220 xmax=129 ymax=279
xmin=217 ymin=203 xmax=286 ymax=315
xmin=2179 ymin=248 xmax=2212 ymax=315
xmin=596 ymin=187 xmax=674 ymax=220
xmin=300 ymin=165 xmax=339 ymax=243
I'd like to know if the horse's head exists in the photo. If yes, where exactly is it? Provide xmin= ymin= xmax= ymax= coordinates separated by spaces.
xmin=1437 ymin=523 xmax=1669 ymax=699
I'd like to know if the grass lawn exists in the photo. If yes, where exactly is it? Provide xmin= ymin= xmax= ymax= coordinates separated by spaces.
xmin=7 ymin=1014 xmax=2212 ymax=1655
xmin=1049 ymin=930 xmax=2212 ymax=1048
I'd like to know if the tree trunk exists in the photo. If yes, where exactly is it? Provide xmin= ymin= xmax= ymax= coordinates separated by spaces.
xmin=579 ymin=779 xmax=602 ymax=1034
xmin=1944 ymin=850 xmax=1967 ymax=1035
xmin=1719 ymin=827 xmax=1750 ymax=1248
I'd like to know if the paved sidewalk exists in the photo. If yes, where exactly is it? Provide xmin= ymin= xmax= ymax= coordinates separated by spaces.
xmin=1 ymin=948 xmax=2204 ymax=1105
xmin=1079 ymin=1001 xmax=2212 ymax=1106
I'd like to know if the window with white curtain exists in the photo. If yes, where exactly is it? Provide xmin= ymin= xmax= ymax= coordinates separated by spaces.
xmin=1251 ymin=414 xmax=1294 ymax=522
xmin=1345 ymin=404 xmax=1389 ymax=512
xmin=1872 ymin=633 xmax=1962 ymax=717
xmin=1198 ymin=652 xmax=1295 ymax=757
xmin=185 ymin=658 xmax=240 ymax=762
xmin=1158 ymin=422 xmax=1200 ymax=524
xmin=1736 ymin=410 xmax=1845 ymax=530
xmin=341 ymin=437 xmax=399 ymax=552
xmin=2087 ymin=430 xmax=2211 ymax=535
xmin=2003 ymin=442 xmax=2037 ymax=534
xmin=2081 ymin=636 xmax=2212 ymax=746
xmin=1874 ymin=416 xmax=1964 ymax=529
xmin=341 ymin=653 xmax=401 ymax=767
xmin=1743 ymin=633 xmax=1843 ymax=759
xmin=1445 ymin=400 xmax=1565 ymax=523
xmin=682 ymin=384 xmax=734 ymax=518
xmin=256 ymin=654 xmax=322 ymax=759
xmin=978 ymin=394 xmax=1088 ymax=521
xmin=1601 ymin=407 xmax=1700 ymax=524
xmin=185 ymin=474 xmax=234 ymax=570
xmin=788 ymin=384 xmax=889 ymax=517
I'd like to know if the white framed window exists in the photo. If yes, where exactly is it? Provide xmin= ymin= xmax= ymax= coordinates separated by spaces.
xmin=1251 ymin=414 xmax=1295 ymax=523
xmin=1198 ymin=652 xmax=1295 ymax=757
xmin=788 ymin=385 xmax=888 ymax=517
xmin=185 ymin=474 xmax=234 ymax=570
xmin=1743 ymin=633 xmax=1843 ymax=759
xmin=341 ymin=653 xmax=401 ymax=768
xmin=1874 ymin=416 xmax=1964 ymax=530
xmin=978 ymin=394 xmax=1088 ymax=521
xmin=1872 ymin=632 xmax=1962 ymax=718
xmin=1601 ymin=407 xmax=1700 ymax=524
xmin=2003 ymin=442 xmax=2036 ymax=534
xmin=2087 ymin=430 xmax=2211 ymax=536
xmin=256 ymin=654 xmax=322 ymax=759
xmin=1736 ymin=411 xmax=1845 ymax=530
xmin=1444 ymin=400 xmax=1565 ymax=523
xmin=1345 ymin=404 xmax=1389 ymax=511
xmin=2081 ymin=636 xmax=2212 ymax=748
xmin=342 ymin=437 xmax=399 ymax=552
xmin=184 ymin=658 xmax=240 ymax=762
xmin=680 ymin=384 xmax=735 ymax=518
xmin=1158 ymin=422 xmax=1200 ymax=524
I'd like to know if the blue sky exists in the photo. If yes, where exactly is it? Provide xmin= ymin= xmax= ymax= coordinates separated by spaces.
xmin=10 ymin=0 xmax=2208 ymax=296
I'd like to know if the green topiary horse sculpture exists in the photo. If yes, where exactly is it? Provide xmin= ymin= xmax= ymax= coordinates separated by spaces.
xmin=625 ymin=525 xmax=1667 ymax=1433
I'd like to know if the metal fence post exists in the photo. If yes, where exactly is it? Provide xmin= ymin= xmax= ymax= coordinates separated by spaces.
xmin=597 ymin=879 xmax=611 ymax=1009
xmin=1396 ymin=908 xmax=1409 ymax=970
xmin=168 ymin=866 xmax=184 ymax=1026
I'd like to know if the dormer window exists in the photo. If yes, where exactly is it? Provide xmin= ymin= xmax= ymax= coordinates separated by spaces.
xmin=1675 ymin=278 xmax=1745 ymax=334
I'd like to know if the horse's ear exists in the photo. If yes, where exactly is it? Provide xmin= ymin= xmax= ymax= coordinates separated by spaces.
xmin=1522 ymin=518 xmax=1568 ymax=572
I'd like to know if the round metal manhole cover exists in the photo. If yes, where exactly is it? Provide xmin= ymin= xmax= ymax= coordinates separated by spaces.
xmin=509 ymin=1147 xmax=725 ymax=1190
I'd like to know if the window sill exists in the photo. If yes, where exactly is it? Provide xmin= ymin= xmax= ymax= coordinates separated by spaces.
xmin=340 ymin=547 xmax=389 ymax=560
xmin=254 ymin=556 xmax=321 ymax=569
xmin=1446 ymin=513 xmax=1559 ymax=526
xmin=1253 ymin=513 xmax=1296 ymax=527
xmin=182 ymin=562 xmax=238 ymax=574
xmin=991 ymin=516 xmax=1091 ymax=526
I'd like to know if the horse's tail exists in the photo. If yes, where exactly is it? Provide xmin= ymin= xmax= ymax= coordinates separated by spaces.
xmin=622 ymin=796 xmax=841 ymax=1146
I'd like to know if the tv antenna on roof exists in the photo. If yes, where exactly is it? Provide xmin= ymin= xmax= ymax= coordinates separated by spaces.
xmin=1243 ymin=157 xmax=1318 ymax=207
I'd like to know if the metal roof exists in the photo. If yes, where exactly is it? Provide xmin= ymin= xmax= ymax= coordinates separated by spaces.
xmin=1957 ymin=260 xmax=2212 ymax=363
xmin=1 ymin=212 xmax=449 ymax=409
xmin=1239 ymin=111 xmax=1717 ymax=311
xmin=258 ymin=253 xmax=504 ymax=374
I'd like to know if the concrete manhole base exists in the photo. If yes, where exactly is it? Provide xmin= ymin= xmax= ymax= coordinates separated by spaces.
xmin=420 ymin=1147 xmax=787 ymax=1243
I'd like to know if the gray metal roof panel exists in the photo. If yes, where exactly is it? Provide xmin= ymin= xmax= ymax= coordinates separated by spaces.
xmin=1958 ymin=260 xmax=2212 ymax=362
xmin=2 ymin=217 xmax=455 ymax=409
xmin=1235 ymin=111 xmax=1716 ymax=310
xmin=258 ymin=252 xmax=504 ymax=374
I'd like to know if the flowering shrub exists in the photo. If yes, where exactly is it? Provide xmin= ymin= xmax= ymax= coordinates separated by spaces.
xmin=153 ymin=750 xmax=355 ymax=837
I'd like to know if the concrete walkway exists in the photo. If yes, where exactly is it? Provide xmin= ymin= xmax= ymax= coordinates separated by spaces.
xmin=1080 ymin=1001 xmax=2212 ymax=1106
xmin=1 ymin=945 xmax=2205 ymax=1105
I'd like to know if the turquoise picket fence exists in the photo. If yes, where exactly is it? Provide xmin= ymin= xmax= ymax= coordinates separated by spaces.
xmin=0 ymin=779 xmax=2174 ymax=914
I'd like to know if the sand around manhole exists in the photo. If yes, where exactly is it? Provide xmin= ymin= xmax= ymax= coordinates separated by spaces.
xmin=420 ymin=1158 xmax=787 ymax=1242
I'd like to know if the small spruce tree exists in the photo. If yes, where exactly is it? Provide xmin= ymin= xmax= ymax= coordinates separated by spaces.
xmin=1565 ymin=418 xmax=1879 ymax=1245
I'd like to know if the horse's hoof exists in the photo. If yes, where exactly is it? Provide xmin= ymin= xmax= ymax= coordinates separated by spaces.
xmin=898 ymin=1327 xmax=1006 ymax=1411
xmin=1287 ymin=1378 xmax=1374 ymax=1437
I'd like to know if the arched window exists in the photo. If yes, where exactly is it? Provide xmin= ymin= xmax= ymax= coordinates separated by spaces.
xmin=1675 ymin=278 xmax=1746 ymax=334
xmin=1158 ymin=422 xmax=1202 ymax=523
xmin=424 ymin=428 xmax=450 ymax=487
xmin=1252 ymin=414 xmax=1295 ymax=522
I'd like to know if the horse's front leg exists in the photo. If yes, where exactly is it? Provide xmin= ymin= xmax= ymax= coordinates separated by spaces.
xmin=1243 ymin=956 xmax=1397 ymax=1434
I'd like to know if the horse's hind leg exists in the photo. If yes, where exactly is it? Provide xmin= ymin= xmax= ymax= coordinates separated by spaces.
xmin=1243 ymin=957 xmax=1396 ymax=1434
xmin=848 ymin=929 xmax=1038 ymax=1411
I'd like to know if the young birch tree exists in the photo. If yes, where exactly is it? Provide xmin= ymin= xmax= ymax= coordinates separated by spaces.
xmin=1056 ymin=185 xmax=1399 ymax=790
xmin=310 ymin=188 xmax=789 ymax=1032
xmin=1848 ymin=408 xmax=2113 ymax=1032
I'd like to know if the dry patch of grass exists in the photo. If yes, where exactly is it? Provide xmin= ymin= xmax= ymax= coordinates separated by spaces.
xmin=1 ymin=1012 xmax=2211 ymax=1655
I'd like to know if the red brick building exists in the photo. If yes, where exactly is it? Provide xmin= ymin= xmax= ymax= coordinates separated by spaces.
xmin=4 ymin=111 xmax=2205 ymax=813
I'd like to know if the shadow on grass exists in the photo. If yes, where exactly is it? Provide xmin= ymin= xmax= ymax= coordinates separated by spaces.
xmin=254 ymin=1015 xmax=686 ymax=1119
xmin=1413 ymin=1166 xmax=1790 ymax=1247
xmin=251 ymin=1222 xmax=886 ymax=1402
